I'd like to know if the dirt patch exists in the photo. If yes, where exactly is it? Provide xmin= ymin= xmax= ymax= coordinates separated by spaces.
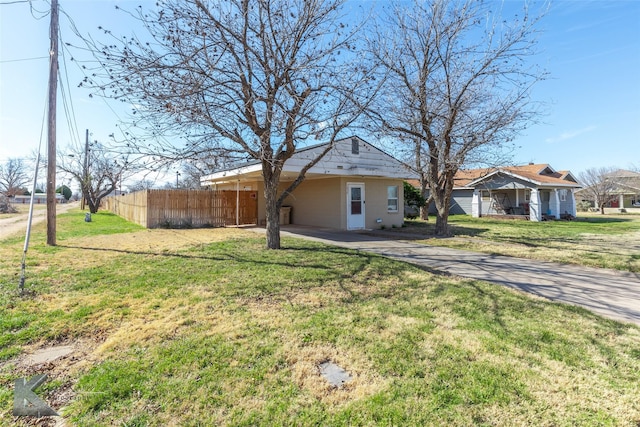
xmin=67 ymin=227 xmax=258 ymax=253
xmin=3 ymin=337 xmax=103 ymax=426
xmin=286 ymin=342 xmax=388 ymax=407
xmin=0 ymin=203 xmax=75 ymax=241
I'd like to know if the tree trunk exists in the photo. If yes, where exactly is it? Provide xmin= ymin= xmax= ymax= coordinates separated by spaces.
xmin=264 ymin=180 xmax=281 ymax=249
xmin=420 ymin=205 xmax=429 ymax=221
xmin=420 ymin=186 xmax=432 ymax=221
xmin=432 ymin=180 xmax=453 ymax=237
xmin=434 ymin=207 xmax=449 ymax=236
xmin=419 ymin=185 xmax=429 ymax=221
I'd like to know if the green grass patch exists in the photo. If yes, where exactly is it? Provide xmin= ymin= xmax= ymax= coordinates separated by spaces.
xmin=0 ymin=212 xmax=639 ymax=425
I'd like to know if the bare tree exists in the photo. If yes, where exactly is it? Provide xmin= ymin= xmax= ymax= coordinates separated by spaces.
xmin=179 ymin=153 xmax=229 ymax=190
xmin=0 ymin=158 xmax=30 ymax=197
xmin=80 ymin=0 xmax=375 ymax=249
xmin=368 ymin=0 xmax=546 ymax=235
xmin=578 ymin=167 xmax=620 ymax=214
xmin=127 ymin=179 xmax=157 ymax=192
xmin=58 ymin=142 xmax=135 ymax=213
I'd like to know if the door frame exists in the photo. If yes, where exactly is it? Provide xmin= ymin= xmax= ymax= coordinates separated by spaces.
xmin=346 ymin=182 xmax=365 ymax=230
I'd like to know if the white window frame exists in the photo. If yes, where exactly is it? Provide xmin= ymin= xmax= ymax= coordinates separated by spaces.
xmin=387 ymin=185 xmax=399 ymax=212
xmin=559 ymin=189 xmax=567 ymax=202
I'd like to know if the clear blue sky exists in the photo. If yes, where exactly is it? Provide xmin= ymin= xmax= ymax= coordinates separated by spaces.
xmin=1 ymin=0 xmax=639 ymax=180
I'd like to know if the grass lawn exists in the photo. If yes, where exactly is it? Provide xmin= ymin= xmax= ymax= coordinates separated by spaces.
xmin=398 ymin=213 xmax=640 ymax=273
xmin=1 ymin=210 xmax=639 ymax=426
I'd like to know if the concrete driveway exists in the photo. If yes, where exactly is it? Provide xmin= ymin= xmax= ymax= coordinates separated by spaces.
xmin=277 ymin=225 xmax=640 ymax=327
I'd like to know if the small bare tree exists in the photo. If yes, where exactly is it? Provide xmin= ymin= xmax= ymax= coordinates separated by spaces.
xmin=80 ymin=0 xmax=375 ymax=249
xmin=578 ymin=167 xmax=619 ymax=214
xmin=0 ymin=158 xmax=30 ymax=197
xmin=58 ymin=142 xmax=134 ymax=213
xmin=368 ymin=0 xmax=547 ymax=235
xmin=127 ymin=179 xmax=157 ymax=192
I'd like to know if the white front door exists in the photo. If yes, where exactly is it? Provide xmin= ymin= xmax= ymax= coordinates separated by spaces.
xmin=347 ymin=183 xmax=365 ymax=230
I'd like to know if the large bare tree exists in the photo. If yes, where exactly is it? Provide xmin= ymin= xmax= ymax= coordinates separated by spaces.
xmin=81 ymin=0 xmax=374 ymax=249
xmin=0 ymin=158 xmax=30 ymax=197
xmin=578 ymin=167 xmax=620 ymax=214
xmin=368 ymin=0 xmax=546 ymax=235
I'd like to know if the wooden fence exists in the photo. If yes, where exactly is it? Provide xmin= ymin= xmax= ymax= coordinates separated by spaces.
xmin=103 ymin=189 xmax=258 ymax=228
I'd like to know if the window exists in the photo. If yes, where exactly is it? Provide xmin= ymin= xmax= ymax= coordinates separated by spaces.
xmin=387 ymin=186 xmax=399 ymax=212
xmin=351 ymin=138 xmax=359 ymax=154
xmin=350 ymin=187 xmax=362 ymax=214
xmin=559 ymin=189 xmax=567 ymax=202
xmin=525 ymin=191 xmax=530 ymax=202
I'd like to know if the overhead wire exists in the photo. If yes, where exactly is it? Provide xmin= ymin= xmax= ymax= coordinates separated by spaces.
xmin=58 ymin=20 xmax=82 ymax=148
xmin=0 ymin=56 xmax=48 ymax=64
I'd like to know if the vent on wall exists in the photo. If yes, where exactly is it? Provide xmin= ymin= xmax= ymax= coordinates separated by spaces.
xmin=351 ymin=138 xmax=359 ymax=155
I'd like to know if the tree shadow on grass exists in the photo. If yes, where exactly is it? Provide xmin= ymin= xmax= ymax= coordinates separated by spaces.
xmin=56 ymin=242 xmax=377 ymax=272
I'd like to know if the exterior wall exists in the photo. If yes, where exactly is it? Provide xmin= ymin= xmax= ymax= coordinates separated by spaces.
xmin=280 ymin=177 xmax=404 ymax=230
xmin=354 ymin=178 xmax=404 ymax=229
xmin=281 ymin=137 xmax=412 ymax=179
xmin=281 ymin=178 xmax=343 ymax=228
xmin=449 ymin=189 xmax=473 ymax=214
xmin=559 ymin=189 xmax=575 ymax=215
xmin=426 ymin=189 xmax=473 ymax=215
xmin=219 ymin=176 xmax=404 ymax=230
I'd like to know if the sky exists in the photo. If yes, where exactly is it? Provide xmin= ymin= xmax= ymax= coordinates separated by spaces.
xmin=1 ymin=0 xmax=639 ymax=186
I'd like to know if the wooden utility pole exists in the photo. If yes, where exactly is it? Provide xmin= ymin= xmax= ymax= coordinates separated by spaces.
xmin=46 ymin=0 xmax=59 ymax=246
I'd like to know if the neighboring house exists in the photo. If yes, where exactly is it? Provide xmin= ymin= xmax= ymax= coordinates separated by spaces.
xmin=200 ymin=136 xmax=413 ymax=230
xmin=12 ymin=193 xmax=66 ymax=204
xmin=417 ymin=164 xmax=581 ymax=221
xmin=576 ymin=169 xmax=640 ymax=209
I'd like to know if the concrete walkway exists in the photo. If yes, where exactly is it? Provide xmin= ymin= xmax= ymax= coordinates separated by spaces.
xmin=277 ymin=226 xmax=640 ymax=327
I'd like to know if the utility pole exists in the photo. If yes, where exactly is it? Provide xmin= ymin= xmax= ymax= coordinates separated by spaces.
xmin=81 ymin=129 xmax=89 ymax=210
xmin=46 ymin=0 xmax=59 ymax=246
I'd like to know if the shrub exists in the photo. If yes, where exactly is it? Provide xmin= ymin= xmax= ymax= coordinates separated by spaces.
xmin=0 ymin=194 xmax=17 ymax=214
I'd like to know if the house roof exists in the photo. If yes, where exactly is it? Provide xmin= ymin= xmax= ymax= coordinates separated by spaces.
xmin=409 ymin=164 xmax=581 ymax=190
xmin=605 ymin=169 xmax=640 ymax=193
xmin=200 ymin=136 xmax=414 ymax=185
xmin=466 ymin=164 xmax=580 ymax=188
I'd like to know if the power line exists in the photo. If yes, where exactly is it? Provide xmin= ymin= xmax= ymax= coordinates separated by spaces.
xmin=59 ymin=25 xmax=82 ymax=148
xmin=0 ymin=56 xmax=48 ymax=64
